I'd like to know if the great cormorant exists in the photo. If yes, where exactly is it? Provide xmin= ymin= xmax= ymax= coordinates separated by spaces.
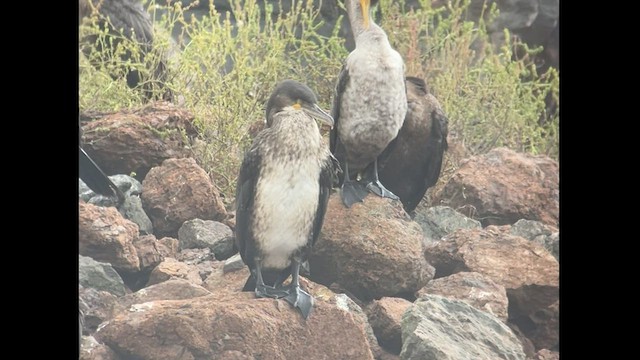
xmin=235 ymin=80 xmax=337 ymax=319
xmin=330 ymin=0 xmax=407 ymax=208
xmin=378 ymin=76 xmax=449 ymax=214
xmin=79 ymin=0 xmax=171 ymax=101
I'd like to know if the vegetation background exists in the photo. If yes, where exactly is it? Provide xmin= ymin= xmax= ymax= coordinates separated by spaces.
xmin=79 ymin=0 xmax=559 ymax=203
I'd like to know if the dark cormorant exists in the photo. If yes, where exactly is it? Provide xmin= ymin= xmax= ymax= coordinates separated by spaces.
xmin=378 ymin=76 xmax=449 ymax=214
xmin=79 ymin=0 xmax=171 ymax=100
xmin=235 ymin=80 xmax=337 ymax=319
xmin=331 ymin=0 xmax=407 ymax=207
xmin=79 ymin=122 xmax=125 ymax=205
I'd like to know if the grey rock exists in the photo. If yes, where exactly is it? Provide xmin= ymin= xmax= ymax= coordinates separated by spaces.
xmin=510 ymin=219 xmax=559 ymax=261
xmin=110 ymin=174 xmax=143 ymax=196
xmin=79 ymin=255 xmax=127 ymax=296
xmin=178 ymin=219 xmax=233 ymax=259
xmin=118 ymin=195 xmax=153 ymax=235
xmin=223 ymin=253 xmax=245 ymax=273
xmin=400 ymin=295 xmax=525 ymax=360
xmin=79 ymin=286 xmax=120 ymax=335
xmin=80 ymin=336 xmax=121 ymax=360
xmin=413 ymin=206 xmax=482 ymax=244
xmin=80 ymin=174 xmax=143 ymax=208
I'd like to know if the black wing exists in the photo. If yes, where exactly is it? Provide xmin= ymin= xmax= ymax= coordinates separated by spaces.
xmin=234 ymin=146 xmax=262 ymax=273
xmin=330 ymin=63 xmax=350 ymax=185
xmin=79 ymin=146 xmax=125 ymax=205
xmin=306 ymin=155 xmax=336 ymax=258
xmin=423 ymin=108 xmax=449 ymax=189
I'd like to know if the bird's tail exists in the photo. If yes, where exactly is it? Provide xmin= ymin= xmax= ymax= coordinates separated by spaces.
xmin=79 ymin=147 xmax=125 ymax=205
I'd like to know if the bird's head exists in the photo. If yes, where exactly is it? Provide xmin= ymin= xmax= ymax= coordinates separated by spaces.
xmin=266 ymin=80 xmax=334 ymax=128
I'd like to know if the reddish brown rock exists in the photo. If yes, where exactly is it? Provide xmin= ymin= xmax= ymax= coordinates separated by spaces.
xmin=424 ymin=228 xmax=559 ymax=351
xmin=434 ymin=147 xmax=558 ymax=227
xmin=147 ymin=257 xmax=203 ymax=286
xmin=81 ymin=336 xmax=121 ymax=360
xmin=79 ymin=287 xmax=120 ymax=335
xmin=132 ymin=235 xmax=168 ymax=271
xmin=533 ymin=349 xmax=559 ymax=360
xmin=79 ymin=201 xmax=140 ymax=272
xmin=141 ymin=158 xmax=227 ymax=237
xmin=80 ymin=101 xmax=198 ymax=180
xmin=309 ymin=194 xmax=434 ymax=301
xmin=416 ymin=271 xmax=509 ymax=322
xmin=366 ymin=297 xmax=412 ymax=354
xmin=119 ymin=278 xmax=211 ymax=310
xmin=95 ymin=293 xmax=374 ymax=360
xmin=158 ymin=237 xmax=180 ymax=257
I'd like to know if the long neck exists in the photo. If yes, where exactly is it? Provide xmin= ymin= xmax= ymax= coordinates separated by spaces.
xmin=347 ymin=0 xmax=388 ymax=46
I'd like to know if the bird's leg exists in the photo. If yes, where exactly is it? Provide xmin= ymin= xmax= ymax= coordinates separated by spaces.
xmin=340 ymin=161 xmax=368 ymax=207
xmin=282 ymin=259 xmax=314 ymax=319
xmin=365 ymin=159 xmax=399 ymax=200
xmin=255 ymin=263 xmax=289 ymax=298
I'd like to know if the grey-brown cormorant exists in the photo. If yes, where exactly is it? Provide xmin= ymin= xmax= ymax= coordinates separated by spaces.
xmin=330 ymin=0 xmax=407 ymax=207
xmin=235 ymin=80 xmax=337 ymax=319
xmin=378 ymin=76 xmax=448 ymax=214
xmin=79 ymin=0 xmax=171 ymax=100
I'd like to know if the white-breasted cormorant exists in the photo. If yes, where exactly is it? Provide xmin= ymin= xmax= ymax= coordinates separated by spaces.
xmin=378 ymin=76 xmax=449 ymax=214
xmin=235 ymin=80 xmax=337 ymax=319
xmin=330 ymin=0 xmax=407 ymax=207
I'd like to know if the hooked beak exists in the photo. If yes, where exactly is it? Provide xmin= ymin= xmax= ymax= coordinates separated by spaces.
xmin=360 ymin=0 xmax=370 ymax=30
xmin=302 ymin=103 xmax=334 ymax=128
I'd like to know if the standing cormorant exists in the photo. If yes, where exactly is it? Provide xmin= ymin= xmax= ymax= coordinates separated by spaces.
xmin=79 ymin=0 xmax=171 ymax=101
xmin=378 ymin=76 xmax=449 ymax=214
xmin=235 ymin=80 xmax=337 ymax=319
xmin=330 ymin=0 xmax=407 ymax=207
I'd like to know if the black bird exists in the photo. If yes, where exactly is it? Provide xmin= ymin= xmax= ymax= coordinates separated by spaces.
xmin=331 ymin=0 xmax=407 ymax=207
xmin=79 ymin=0 xmax=171 ymax=101
xmin=235 ymin=80 xmax=337 ymax=319
xmin=378 ymin=76 xmax=449 ymax=214
xmin=79 ymin=122 xmax=125 ymax=205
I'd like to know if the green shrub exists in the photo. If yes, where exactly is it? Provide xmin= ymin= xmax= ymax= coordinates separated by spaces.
xmin=79 ymin=0 xmax=559 ymax=199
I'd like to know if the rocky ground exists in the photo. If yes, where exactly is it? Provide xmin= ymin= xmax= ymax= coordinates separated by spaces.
xmin=79 ymin=102 xmax=559 ymax=359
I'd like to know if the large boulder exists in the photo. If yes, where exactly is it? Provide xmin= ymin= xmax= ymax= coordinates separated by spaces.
xmin=366 ymin=297 xmax=412 ymax=355
xmin=80 ymin=101 xmax=198 ymax=180
xmin=95 ymin=292 xmax=375 ymax=360
xmin=79 ymin=202 xmax=140 ymax=272
xmin=413 ymin=206 xmax=482 ymax=244
xmin=434 ymin=147 xmax=558 ymax=227
xmin=79 ymin=255 xmax=127 ymax=297
xmin=309 ymin=195 xmax=434 ymax=301
xmin=424 ymin=227 xmax=559 ymax=350
xmin=416 ymin=271 xmax=509 ymax=322
xmin=177 ymin=219 xmax=235 ymax=260
xmin=141 ymin=158 xmax=227 ymax=238
xmin=400 ymin=295 xmax=525 ymax=360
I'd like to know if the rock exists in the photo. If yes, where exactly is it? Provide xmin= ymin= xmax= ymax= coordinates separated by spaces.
xmin=141 ymin=158 xmax=227 ymax=238
xmin=223 ymin=253 xmax=245 ymax=273
xmin=203 ymin=261 xmax=249 ymax=293
xmin=510 ymin=219 xmax=559 ymax=261
xmin=416 ymin=271 xmax=509 ymax=322
xmin=400 ymin=295 xmax=525 ymax=360
xmin=309 ymin=194 xmax=434 ymax=301
xmin=177 ymin=219 xmax=235 ymax=259
xmin=81 ymin=336 xmax=121 ymax=360
xmin=147 ymin=257 xmax=203 ymax=286
xmin=178 ymin=247 xmax=214 ymax=264
xmin=132 ymin=235 xmax=170 ymax=271
xmin=79 ymin=286 xmax=120 ymax=335
xmin=413 ymin=206 xmax=481 ymax=244
xmin=366 ymin=297 xmax=412 ymax=355
xmin=158 ymin=237 xmax=180 ymax=257
xmin=119 ymin=195 xmax=154 ymax=235
xmin=80 ymin=101 xmax=198 ymax=180
xmin=533 ymin=349 xmax=559 ymax=360
xmin=95 ymin=293 xmax=375 ymax=360
xmin=434 ymin=148 xmax=558 ymax=227
xmin=79 ymin=255 xmax=127 ymax=296
xmin=119 ymin=278 xmax=211 ymax=310
xmin=520 ymin=300 xmax=559 ymax=351
xmin=424 ymin=228 xmax=559 ymax=350
xmin=109 ymin=174 xmax=144 ymax=196
xmin=79 ymin=201 xmax=140 ymax=272
xmin=333 ymin=293 xmax=384 ymax=359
